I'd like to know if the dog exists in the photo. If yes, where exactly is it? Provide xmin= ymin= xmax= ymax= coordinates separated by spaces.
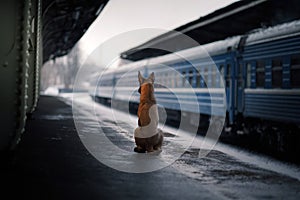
xmin=134 ymin=71 xmax=163 ymax=153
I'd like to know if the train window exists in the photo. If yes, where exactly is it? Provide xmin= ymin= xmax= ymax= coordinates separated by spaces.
xmin=156 ymin=74 xmax=160 ymax=86
xmin=291 ymin=55 xmax=300 ymax=88
xmin=170 ymin=72 xmax=175 ymax=88
xmin=176 ymin=73 xmax=180 ymax=87
xmin=211 ymin=67 xmax=216 ymax=88
xmin=164 ymin=72 xmax=168 ymax=87
xmin=219 ymin=65 xmax=224 ymax=75
xmin=272 ymin=59 xmax=282 ymax=88
xmin=246 ymin=63 xmax=251 ymax=88
xmin=160 ymin=74 xmax=164 ymax=87
xmin=196 ymin=71 xmax=201 ymax=87
xmin=159 ymin=73 xmax=163 ymax=86
xmin=182 ymin=71 xmax=186 ymax=87
xmin=173 ymin=73 xmax=176 ymax=87
xmin=219 ymin=65 xmax=224 ymax=88
xmin=237 ymin=63 xmax=244 ymax=89
xmin=188 ymin=70 xmax=193 ymax=85
xmin=204 ymin=68 xmax=208 ymax=87
xmin=160 ymin=73 xmax=165 ymax=85
xmin=256 ymin=60 xmax=265 ymax=88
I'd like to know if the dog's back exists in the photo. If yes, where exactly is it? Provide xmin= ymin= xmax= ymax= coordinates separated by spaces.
xmin=138 ymin=83 xmax=157 ymax=127
xmin=134 ymin=72 xmax=163 ymax=153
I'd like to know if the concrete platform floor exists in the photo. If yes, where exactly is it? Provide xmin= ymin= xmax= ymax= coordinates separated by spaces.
xmin=1 ymin=95 xmax=300 ymax=200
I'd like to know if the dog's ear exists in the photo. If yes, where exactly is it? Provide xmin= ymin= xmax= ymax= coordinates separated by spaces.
xmin=138 ymin=71 xmax=144 ymax=84
xmin=149 ymin=72 xmax=155 ymax=83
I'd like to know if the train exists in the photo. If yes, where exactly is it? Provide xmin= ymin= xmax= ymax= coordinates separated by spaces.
xmin=90 ymin=20 xmax=300 ymax=154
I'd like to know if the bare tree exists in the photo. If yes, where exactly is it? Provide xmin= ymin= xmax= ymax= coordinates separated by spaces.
xmin=41 ymin=43 xmax=82 ymax=91
xmin=65 ymin=43 xmax=81 ymax=89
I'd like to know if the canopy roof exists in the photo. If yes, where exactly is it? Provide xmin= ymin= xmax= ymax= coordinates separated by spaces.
xmin=42 ymin=0 xmax=108 ymax=63
xmin=121 ymin=0 xmax=300 ymax=61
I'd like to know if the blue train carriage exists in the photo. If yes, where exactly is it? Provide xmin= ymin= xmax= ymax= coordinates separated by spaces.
xmin=90 ymin=35 xmax=242 ymax=128
xmin=92 ymin=59 xmax=148 ymax=106
xmin=90 ymin=70 xmax=114 ymax=105
xmin=240 ymin=20 xmax=300 ymax=132
xmin=124 ymin=36 xmax=241 ymax=126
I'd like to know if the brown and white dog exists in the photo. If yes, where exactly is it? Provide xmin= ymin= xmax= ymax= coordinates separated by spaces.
xmin=134 ymin=71 xmax=163 ymax=153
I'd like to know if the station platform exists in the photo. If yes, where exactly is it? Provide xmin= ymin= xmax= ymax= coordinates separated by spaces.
xmin=2 ymin=95 xmax=300 ymax=200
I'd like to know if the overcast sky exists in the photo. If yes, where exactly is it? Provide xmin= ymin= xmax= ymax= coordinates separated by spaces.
xmin=78 ymin=0 xmax=238 ymax=67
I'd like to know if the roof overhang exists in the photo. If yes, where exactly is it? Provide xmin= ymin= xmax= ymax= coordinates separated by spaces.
xmin=121 ymin=0 xmax=300 ymax=61
xmin=42 ymin=0 xmax=109 ymax=63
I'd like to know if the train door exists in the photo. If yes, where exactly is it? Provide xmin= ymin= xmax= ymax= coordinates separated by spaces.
xmin=225 ymin=55 xmax=236 ymax=124
xmin=237 ymin=61 xmax=245 ymax=113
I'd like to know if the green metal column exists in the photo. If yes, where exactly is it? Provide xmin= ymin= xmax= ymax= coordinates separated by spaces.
xmin=0 ymin=0 xmax=40 ymax=151
xmin=27 ymin=0 xmax=42 ymax=114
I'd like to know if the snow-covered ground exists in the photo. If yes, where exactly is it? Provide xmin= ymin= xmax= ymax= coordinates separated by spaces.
xmin=57 ymin=92 xmax=300 ymax=199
